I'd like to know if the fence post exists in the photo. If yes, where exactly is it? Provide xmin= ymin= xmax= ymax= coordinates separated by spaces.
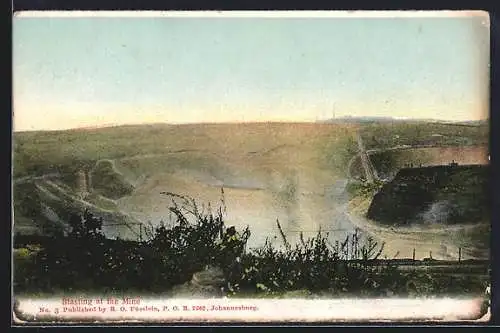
xmin=458 ymin=247 xmax=461 ymax=263
xmin=346 ymin=239 xmax=349 ymax=261
xmin=412 ymin=248 xmax=415 ymax=261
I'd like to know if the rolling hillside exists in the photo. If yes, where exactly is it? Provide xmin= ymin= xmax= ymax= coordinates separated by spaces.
xmin=13 ymin=122 xmax=360 ymax=245
xmin=12 ymin=121 xmax=490 ymax=256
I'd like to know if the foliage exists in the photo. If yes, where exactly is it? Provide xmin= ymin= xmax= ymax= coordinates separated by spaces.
xmin=14 ymin=192 xmax=249 ymax=292
xmin=346 ymin=180 xmax=384 ymax=198
xmin=14 ymin=194 xmax=487 ymax=298
xmin=67 ymin=209 xmax=105 ymax=240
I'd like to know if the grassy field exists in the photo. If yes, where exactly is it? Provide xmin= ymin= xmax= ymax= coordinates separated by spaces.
xmin=13 ymin=121 xmax=488 ymax=184
xmin=13 ymin=123 xmax=359 ymax=178
xmin=359 ymin=121 xmax=488 ymax=150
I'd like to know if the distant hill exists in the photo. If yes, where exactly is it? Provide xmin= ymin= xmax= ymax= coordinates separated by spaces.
xmin=319 ymin=116 xmax=488 ymax=126
xmin=319 ymin=116 xmax=403 ymax=124
xmin=435 ymin=120 xmax=489 ymax=127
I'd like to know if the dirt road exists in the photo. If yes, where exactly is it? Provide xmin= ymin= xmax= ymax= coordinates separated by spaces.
xmin=340 ymin=198 xmax=488 ymax=260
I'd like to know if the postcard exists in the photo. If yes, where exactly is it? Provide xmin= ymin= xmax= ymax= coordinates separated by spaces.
xmin=11 ymin=10 xmax=491 ymax=324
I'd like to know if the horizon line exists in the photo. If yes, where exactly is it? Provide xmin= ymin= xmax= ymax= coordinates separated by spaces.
xmin=12 ymin=117 xmax=489 ymax=134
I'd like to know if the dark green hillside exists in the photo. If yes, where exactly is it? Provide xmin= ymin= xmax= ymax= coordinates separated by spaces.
xmin=367 ymin=165 xmax=489 ymax=226
xmin=13 ymin=182 xmax=68 ymax=236
xmin=90 ymin=160 xmax=134 ymax=199
xmin=360 ymin=122 xmax=489 ymax=150
xmin=12 ymin=124 xmax=177 ymax=178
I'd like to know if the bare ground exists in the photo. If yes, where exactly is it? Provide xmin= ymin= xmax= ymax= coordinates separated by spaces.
xmin=344 ymin=197 xmax=489 ymax=260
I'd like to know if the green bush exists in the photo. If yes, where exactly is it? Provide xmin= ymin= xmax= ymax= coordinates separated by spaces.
xmin=13 ymin=194 xmax=487 ymax=297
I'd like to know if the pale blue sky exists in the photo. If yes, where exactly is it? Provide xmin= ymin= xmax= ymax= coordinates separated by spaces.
xmin=13 ymin=13 xmax=490 ymax=131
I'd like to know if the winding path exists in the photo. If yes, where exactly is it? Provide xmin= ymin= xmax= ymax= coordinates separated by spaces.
xmin=14 ymin=173 xmax=61 ymax=185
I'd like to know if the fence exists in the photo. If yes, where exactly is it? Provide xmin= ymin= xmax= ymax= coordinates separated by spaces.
xmin=101 ymin=218 xmax=483 ymax=265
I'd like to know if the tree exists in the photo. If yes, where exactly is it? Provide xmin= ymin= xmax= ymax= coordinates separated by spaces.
xmin=68 ymin=209 xmax=104 ymax=239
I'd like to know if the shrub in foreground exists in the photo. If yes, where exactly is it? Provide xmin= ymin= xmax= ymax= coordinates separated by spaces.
xmin=14 ymin=194 xmax=488 ymax=297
